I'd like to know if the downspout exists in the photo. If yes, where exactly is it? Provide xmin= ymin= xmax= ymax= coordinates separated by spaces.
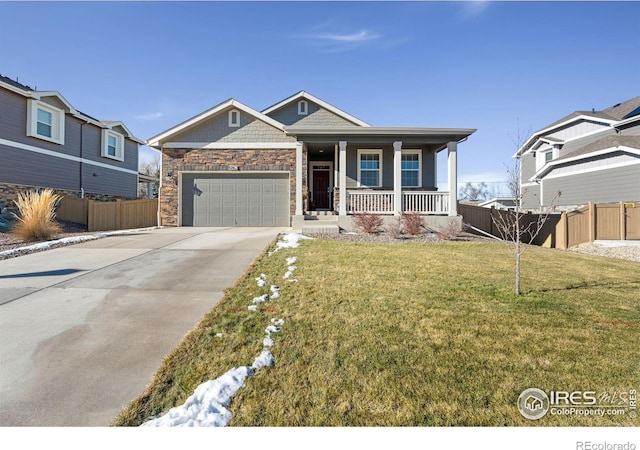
xmin=79 ymin=121 xmax=87 ymax=198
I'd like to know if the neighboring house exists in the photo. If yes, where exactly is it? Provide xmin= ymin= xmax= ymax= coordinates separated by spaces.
xmin=478 ymin=197 xmax=516 ymax=210
xmin=514 ymin=96 xmax=640 ymax=211
xmin=147 ymin=91 xmax=475 ymax=230
xmin=0 ymin=75 xmax=143 ymax=208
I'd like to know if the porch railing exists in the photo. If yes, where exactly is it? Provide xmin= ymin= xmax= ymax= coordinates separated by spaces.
xmin=347 ymin=191 xmax=395 ymax=214
xmin=403 ymin=191 xmax=449 ymax=214
xmin=345 ymin=190 xmax=449 ymax=214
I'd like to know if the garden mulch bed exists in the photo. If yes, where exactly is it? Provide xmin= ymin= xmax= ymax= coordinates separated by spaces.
xmin=0 ymin=220 xmax=100 ymax=260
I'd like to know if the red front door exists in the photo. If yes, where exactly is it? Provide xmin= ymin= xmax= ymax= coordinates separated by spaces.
xmin=312 ymin=170 xmax=330 ymax=209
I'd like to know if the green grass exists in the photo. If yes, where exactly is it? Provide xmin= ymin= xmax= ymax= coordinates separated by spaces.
xmin=113 ymin=239 xmax=640 ymax=426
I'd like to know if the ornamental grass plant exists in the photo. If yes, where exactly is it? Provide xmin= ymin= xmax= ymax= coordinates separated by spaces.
xmin=12 ymin=189 xmax=62 ymax=242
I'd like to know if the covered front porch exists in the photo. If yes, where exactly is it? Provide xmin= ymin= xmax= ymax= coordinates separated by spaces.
xmin=288 ymin=127 xmax=475 ymax=224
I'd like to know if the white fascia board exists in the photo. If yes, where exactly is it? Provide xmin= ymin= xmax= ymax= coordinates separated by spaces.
xmin=147 ymin=99 xmax=285 ymax=148
xmin=615 ymin=115 xmax=640 ymax=128
xmin=513 ymin=114 xmax=617 ymax=158
xmin=0 ymin=80 xmax=30 ymax=96
xmin=161 ymin=142 xmax=298 ymax=150
xmin=31 ymin=90 xmax=77 ymax=114
xmin=0 ymin=137 xmax=138 ymax=175
xmin=101 ymin=121 xmax=145 ymax=144
xmin=530 ymin=145 xmax=640 ymax=181
xmin=262 ymin=91 xmax=371 ymax=127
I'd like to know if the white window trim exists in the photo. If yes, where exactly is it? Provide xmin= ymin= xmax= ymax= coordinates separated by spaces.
xmin=357 ymin=149 xmax=383 ymax=187
xmin=228 ymin=109 xmax=240 ymax=127
xmin=535 ymin=145 xmax=558 ymax=171
xmin=298 ymin=100 xmax=308 ymax=116
xmin=401 ymin=149 xmax=422 ymax=187
xmin=101 ymin=129 xmax=125 ymax=161
xmin=26 ymin=99 xmax=65 ymax=145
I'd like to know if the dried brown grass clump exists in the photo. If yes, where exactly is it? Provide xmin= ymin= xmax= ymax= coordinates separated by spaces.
xmin=12 ymin=189 xmax=62 ymax=242
xmin=432 ymin=219 xmax=463 ymax=240
xmin=352 ymin=212 xmax=384 ymax=234
xmin=399 ymin=212 xmax=424 ymax=235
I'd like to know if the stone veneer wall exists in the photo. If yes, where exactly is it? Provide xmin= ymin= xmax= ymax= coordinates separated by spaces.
xmin=160 ymin=148 xmax=306 ymax=226
xmin=0 ymin=182 xmax=134 ymax=211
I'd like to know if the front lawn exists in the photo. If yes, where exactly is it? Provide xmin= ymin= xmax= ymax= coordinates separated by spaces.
xmin=113 ymin=239 xmax=639 ymax=426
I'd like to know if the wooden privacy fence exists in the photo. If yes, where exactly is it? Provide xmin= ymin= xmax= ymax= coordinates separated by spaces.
xmin=459 ymin=201 xmax=640 ymax=249
xmin=57 ymin=197 xmax=158 ymax=231
xmin=458 ymin=203 xmax=561 ymax=247
xmin=556 ymin=201 xmax=640 ymax=248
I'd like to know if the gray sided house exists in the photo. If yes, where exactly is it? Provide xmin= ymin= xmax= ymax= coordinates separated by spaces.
xmin=0 ymin=75 xmax=143 ymax=208
xmin=515 ymin=96 xmax=640 ymax=211
xmin=147 ymin=91 xmax=475 ymax=231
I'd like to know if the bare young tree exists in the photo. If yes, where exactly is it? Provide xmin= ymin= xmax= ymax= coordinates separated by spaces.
xmin=493 ymin=124 xmax=559 ymax=295
xmin=458 ymin=181 xmax=495 ymax=202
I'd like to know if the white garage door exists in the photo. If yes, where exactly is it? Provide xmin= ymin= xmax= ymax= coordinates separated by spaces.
xmin=181 ymin=173 xmax=290 ymax=227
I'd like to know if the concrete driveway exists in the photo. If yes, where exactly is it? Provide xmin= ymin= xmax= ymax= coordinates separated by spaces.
xmin=0 ymin=227 xmax=283 ymax=426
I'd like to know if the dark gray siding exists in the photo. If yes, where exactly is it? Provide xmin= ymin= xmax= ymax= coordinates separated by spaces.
xmin=82 ymin=163 xmax=138 ymax=197
xmin=1 ymin=87 xmax=139 ymax=197
xmin=267 ymin=101 xmax=359 ymax=127
xmin=344 ymin=145 xmax=436 ymax=189
xmin=0 ymin=143 xmax=79 ymax=190
xmin=172 ymin=110 xmax=293 ymax=143
xmin=521 ymin=152 xmax=537 ymax=181
xmin=521 ymin=184 xmax=541 ymax=210
xmin=542 ymin=161 xmax=640 ymax=206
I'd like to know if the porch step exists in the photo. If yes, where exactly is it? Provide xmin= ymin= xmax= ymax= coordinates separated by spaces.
xmin=304 ymin=213 xmax=338 ymax=222
xmin=301 ymin=223 xmax=340 ymax=235
xmin=302 ymin=213 xmax=339 ymax=234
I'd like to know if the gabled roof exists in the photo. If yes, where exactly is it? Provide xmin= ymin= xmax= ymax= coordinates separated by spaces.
xmin=147 ymin=98 xmax=286 ymax=148
xmin=262 ymin=91 xmax=371 ymax=127
xmin=0 ymin=74 xmax=143 ymax=144
xmin=514 ymin=97 xmax=640 ymax=158
xmin=531 ymin=135 xmax=640 ymax=180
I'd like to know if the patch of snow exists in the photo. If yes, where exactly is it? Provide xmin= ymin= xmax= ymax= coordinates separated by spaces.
xmin=141 ymin=366 xmax=253 ymax=427
xmin=247 ymin=305 xmax=257 ymax=312
xmin=270 ymin=233 xmax=312 ymax=254
xmin=263 ymin=335 xmax=274 ymax=347
xmin=283 ymin=271 xmax=292 ymax=279
xmin=287 ymin=265 xmax=297 ymax=272
xmin=215 ymin=333 xmax=223 ymax=338
xmin=252 ymin=350 xmax=275 ymax=369
xmin=286 ymin=256 xmax=297 ymax=265
xmin=271 ymin=318 xmax=285 ymax=327
xmin=252 ymin=294 xmax=269 ymax=303
xmin=265 ymin=325 xmax=281 ymax=334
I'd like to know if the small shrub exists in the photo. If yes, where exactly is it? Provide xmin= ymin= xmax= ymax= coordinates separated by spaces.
xmin=352 ymin=212 xmax=384 ymax=234
xmin=12 ymin=189 xmax=62 ymax=242
xmin=432 ymin=219 xmax=463 ymax=241
xmin=400 ymin=212 xmax=424 ymax=236
xmin=386 ymin=219 xmax=404 ymax=239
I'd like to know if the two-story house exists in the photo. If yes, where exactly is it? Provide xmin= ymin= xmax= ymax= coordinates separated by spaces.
xmin=515 ymin=96 xmax=640 ymax=211
xmin=0 ymin=75 xmax=143 ymax=209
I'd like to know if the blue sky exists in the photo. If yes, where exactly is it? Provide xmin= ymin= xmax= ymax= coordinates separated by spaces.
xmin=1 ymin=1 xmax=639 ymax=194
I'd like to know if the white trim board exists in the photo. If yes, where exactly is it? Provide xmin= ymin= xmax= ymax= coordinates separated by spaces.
xmin=160 ymin=142 xmax=298 ymax=150
xmin=542 ymin=158 xmax=640 ymax=180
xmin=0 ymin=138 xmax=139 ymax=175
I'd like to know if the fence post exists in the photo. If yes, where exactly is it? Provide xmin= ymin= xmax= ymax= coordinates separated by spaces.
xmin=556 ymin=211 xmax=567 ymax=249
xmin=588 ymin=201 xmax=596 ymax=242
xmin=116 ymin=199 xmax=122 ymax=230
xmin=88 ymin=200 xmax=94 ymax=232
xmin=620 ymin=201 xmax=626 ymax=240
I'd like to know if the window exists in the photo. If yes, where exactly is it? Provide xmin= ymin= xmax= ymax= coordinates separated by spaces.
xmin=298 ymin=100 xmax=308 ymax=115
xmin=37 ymin=108 xmax=53 ymax=137
xmin=401 ymin=150 xmax=421 ymax=187
xmin=26 ymin=99 xmax=65 ymax=144
xmin=544 ymin=151 xmax=553 ymax=162
xmin=101 ymin=130 xmax=124 ymax=161
xmin=228 ymin=109 xmax=240 ymax=127
xmin=357 ymin=149 xmax=382 ymax=187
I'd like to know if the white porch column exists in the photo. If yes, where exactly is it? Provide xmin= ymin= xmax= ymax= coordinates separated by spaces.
xmin=295 ymin=142 xmax=303 ymax=216
xmin=339 ymin=141 xmax=347 ymax=216
xmin=393 ymin=141 xmax=403 ymax=216
xmin=447 ymin=141 xmax=458 ymax=216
